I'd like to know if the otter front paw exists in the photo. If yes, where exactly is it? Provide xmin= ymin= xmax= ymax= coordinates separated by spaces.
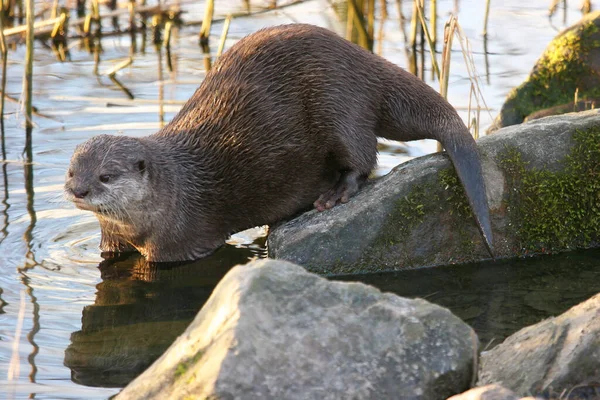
xmin=100 ymin=235 xmax=136 ymax=253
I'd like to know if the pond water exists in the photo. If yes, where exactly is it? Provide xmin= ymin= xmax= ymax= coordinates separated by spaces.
xmin=0 ymin=0 xmax=598 ymax=398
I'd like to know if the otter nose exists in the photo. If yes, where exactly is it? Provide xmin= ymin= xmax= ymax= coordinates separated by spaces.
xmin=72 ymin=188 xmax=89 ymax=199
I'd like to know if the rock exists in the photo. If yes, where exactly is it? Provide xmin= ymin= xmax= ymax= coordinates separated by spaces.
xmin=478 ymin=293 xmax=600 ymax=399
xmin=268 ymin=110 xmax=600 ymax=274
xmin=446 ymin=384 xmax=529 ymax=400
xmin=524 ymin=98 xmax=600 ymax=122
xmin=489 ymin=11 xmax=600 ymax=131
xmin=116 ymin=259 xmax=478 ymax=400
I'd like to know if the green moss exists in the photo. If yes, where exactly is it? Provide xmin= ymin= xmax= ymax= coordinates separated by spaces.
xmin=353 ymin=167 xmax=483 ymax=271
xmin=174 ymin=350 xmax=204 ymax=380
xmin=439 ymin=168 xmax=472 ymax=219
xmin=373 ymin=184 xmax=430 ymax=249
xmin=438 ymin=168 xmax=479 ymax=258
xmin=504 ymin=18 xmax=600 ymax=123
xmin=500 ymin=127 xmax=600 ymax=253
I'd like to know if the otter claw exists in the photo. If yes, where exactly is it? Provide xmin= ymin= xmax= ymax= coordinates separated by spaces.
xmin=314 ymin=170 xmax=365 ymax=212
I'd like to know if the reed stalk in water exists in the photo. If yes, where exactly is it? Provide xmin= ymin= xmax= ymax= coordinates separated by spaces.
xmin=440 ymin=15 xmax=456 ymax=99
xmin=483 ymin=0 xmax=490 ymax=37
xmin=415 ymin=0 xmax=440 ymax=79
xmin=347 ymin=0 xmax=356 ymax=40
xmin=128 ymin=0 xmax=136 ymax=33
xmin=409 ymin=0 xmax=418 ymax=51
xmin=376 ymin=0 xmax=387 ymax=55
xmin=216 ymin=14 xmax=232 ymax=58
xmin=366 ymin=0 xmax=375 ymax=40
xmin=581 ymin=0 xmax=591 ymax=13
xmin=23 ymin=0 xmax=33 ymax=129
xmin=430 ymin=0 xmax=436 ymax=45
xmin=438 ymin=15 xmax=456 ymax=152
xmin=104 ymin=56 xmax=133 ymax=76
xmin=347 ymin=0 xmax=372 ymax=49
xmin=0 ymin=9 xmax=7 ymax=121
xmin=199 ymin=0 xmax=214 ymax=48
xmin=163 ymin=18 xmax=173 ymax=48
xmin=50 ymin=0 xmax=59 ymax=18
xmin=429 ymin=0 xmax=437 ymax=80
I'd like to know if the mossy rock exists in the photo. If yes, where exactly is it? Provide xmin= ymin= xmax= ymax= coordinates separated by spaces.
xmin=489 ymin=11 xmax=600 ymax=132
xmin=269 ymin=110 xmax=600 ymax=274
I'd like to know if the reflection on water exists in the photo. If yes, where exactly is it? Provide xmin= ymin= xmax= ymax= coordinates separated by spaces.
xmin=0 ymin=0 xmax=598 ymax=398
xmin=337 ymin=248 xmax=600 ymax=349
xmin=65 ymin=245 xmax=258 ymax=388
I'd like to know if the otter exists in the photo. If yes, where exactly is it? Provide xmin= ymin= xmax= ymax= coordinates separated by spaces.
xmin=65 ymin=24 xmax=494 ymax=262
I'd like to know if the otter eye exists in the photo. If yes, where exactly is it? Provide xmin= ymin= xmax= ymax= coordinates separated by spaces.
xmin=68 ymin=170 xmax=74 ymax=178
xmin=137 ymin=160 xmax=146 ymax=173
xmin=99 ymin=174 xmax=111 ymax=183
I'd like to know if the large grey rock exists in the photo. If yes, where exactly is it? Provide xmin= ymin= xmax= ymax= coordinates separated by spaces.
xmin=117 ymin=259 xmax=478 ymax=400
xmin=489 ymin=11 xmax=600 ymax=131
xmin=269 ymin=110 xmax=600 ymax=274
xmin=446 ymin=385 xmax=531 ymax=400
xmin=478 ymin=293 xmax=600 ymax=398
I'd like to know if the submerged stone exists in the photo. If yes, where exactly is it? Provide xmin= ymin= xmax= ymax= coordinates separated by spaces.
xmin=268 ymin=110 xmax=600 ymax=274
xmin=116 ymin=259 xmax=477 ymax=400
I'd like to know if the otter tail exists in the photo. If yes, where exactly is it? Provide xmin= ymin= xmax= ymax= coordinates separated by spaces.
xmin=441 ymin=131 xmax=494 ymax=257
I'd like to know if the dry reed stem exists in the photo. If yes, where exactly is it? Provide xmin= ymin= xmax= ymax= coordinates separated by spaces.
xmin=104 ymin=56 xmax=133 ymax=76
xmin=581 ymin=0 xmax=592 ymax=13
xmin=50 ymin=0 xmax=59 ymax=18
xmin=50 ymin=11 xmax=67 ymax=38
xmin=23 ymin=0 xmax=33 ymax=128
xmin=216 ymin=14 xmax=232 ymax=58
xmin=163 ymin=19 xmax=173 ymax=48
xmin=0 ymin=9 xmax=7 ymax=120
xmin=549 ymin=0 xmax=561 ymax=16
xmin=3 ymin=4 xmax=173 ymax=42
xmin=376 ymin=0 xmax=387 ymax=55
xmin=347 ymin=0 xmax=371 ymax=49
xmin=347 ymin=0 xmax=356 ymax=40
xmin=367 ymin=0 xmax=375 ymax=40
xmin=438 ymin=15 xmax=456 ymax=152
xmin=454 ymin=21 xmax=491 ymax=124
xmin=430 ymin=0 xmax=436 ymax=43
xmin=440 ymin=15 xmax=456 ymax=99
xmin=184 ymin=0 xmax=308 ymax=26
xmin=199 ymin=0 xmax=214 ymax=45
xmin=415 ymin=0 xmax=440 ymax=79
xmin=409 ymin=0 xmax=418 ymax=49
xmin=483 ymin=0 xmax=490 ymax=36
xmin=128 ymin=0 xmax=135 ymax=32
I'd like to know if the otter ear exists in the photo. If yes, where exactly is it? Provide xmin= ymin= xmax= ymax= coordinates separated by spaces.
xmin=136 ymin=160 xmax=146 ymax=174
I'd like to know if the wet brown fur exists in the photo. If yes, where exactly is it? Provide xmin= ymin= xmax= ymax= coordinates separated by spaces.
xmin=65 ymin=24 xmax=493 ymax=262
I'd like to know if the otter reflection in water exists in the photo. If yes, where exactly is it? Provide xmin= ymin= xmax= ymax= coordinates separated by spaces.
xmin=64 ymin=245 xmax=254 ymax=387
xmin=64 ymin=24 xmax=493 ymax=262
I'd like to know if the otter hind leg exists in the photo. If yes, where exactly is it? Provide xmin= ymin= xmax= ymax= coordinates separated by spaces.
xmin=314 ymin=170 xmax=368 ymax=211
xmin=313 ymin=131 xmax=377 ymax=211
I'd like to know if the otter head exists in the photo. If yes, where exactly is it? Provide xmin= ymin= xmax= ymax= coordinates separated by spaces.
xmin=65 ymin=135 xmax=151 ymax=222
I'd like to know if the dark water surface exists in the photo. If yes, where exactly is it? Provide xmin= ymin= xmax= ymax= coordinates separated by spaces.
xmin=0 ymin=0 xmax=598 ymax=398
